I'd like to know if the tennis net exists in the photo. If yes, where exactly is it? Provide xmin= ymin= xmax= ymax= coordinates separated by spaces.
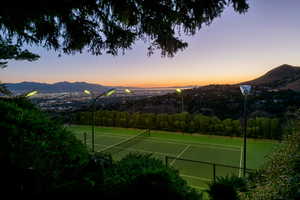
xmin=99 ymin=129 xmax=150 ymax=155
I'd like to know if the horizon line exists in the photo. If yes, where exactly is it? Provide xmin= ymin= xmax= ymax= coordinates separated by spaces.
xmin=4 ymin=80 xmax=246 ymax=88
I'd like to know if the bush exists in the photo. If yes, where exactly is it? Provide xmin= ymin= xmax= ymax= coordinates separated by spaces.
xmin=0 ymin=97 xmax=90 ymax=194
xmin=206 ymin=175 xmax=248 ymax=200
xmin=102 ymin=153 xmax=202 ymax=200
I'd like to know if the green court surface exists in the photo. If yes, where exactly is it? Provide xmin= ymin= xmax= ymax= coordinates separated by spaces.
xmin=68 ymin=125 xmax=278 ymax=190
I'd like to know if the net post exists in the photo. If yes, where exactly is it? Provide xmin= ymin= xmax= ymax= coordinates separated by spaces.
xmin=83 ymin=132 xmax=87 ymax=146
xmin=213 ymin=163 xmax=216 ymax=182
xmin=165 ymin=156 xmax=168 ymax=167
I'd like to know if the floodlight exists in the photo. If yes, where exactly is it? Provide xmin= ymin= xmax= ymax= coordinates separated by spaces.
xmin=175 ymin=88 xmax=182 ymax=94
xmin=105 ymin=89 xmax=116 ymax=97
xmin=175 ymin=88 xmax=184 ymax=112
xmin=25 ymin=90 xmax=38 ymax=97
xmin=84 ymin=90 xmax=91 ymax=95
xmin=239 ymin=84 xmax=252 ymax=177
xmin=124 ymin=88 xmax=132 ymax=94
xmin=240 ymin=85 xmax=251 ymax=96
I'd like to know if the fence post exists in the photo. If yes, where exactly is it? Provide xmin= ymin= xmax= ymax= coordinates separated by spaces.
xmin=165 ymin=156 xmax=168 ymax=167
xmin=213 ymin=163 xmax=216 ymax=182
xmin=83 ymin=132 xmax=87 ymax=146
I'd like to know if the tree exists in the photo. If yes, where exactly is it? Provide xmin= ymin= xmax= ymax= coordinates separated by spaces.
xmin=0 ymin=97 xmax=90 ymax=194
xmin=0 ymin=0 xmax=249 ymax=66
xmin=0 ymin=39 xmax=40 ymax=68
xmin=0 ymin=82 xmax=12 ymax=95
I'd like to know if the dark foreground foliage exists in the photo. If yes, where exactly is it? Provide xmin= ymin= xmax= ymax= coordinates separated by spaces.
xmin=242 ymin=130 xmax=300 ymax=200
xmin=103 ymin=153 xmax=201 ymax=200
xmin=0 ymin=0 xmax=248 ymax=59
xmin=206 ymin=175 xmax=248 ymax=200
xmin=0 ymin=97 xmax=90 ymax=194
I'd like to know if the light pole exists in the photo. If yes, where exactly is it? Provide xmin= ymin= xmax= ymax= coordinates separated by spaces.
xmin=175 ymin=88 xmax=184 ymax=113
xmin=239 ymin=85 xmax=251 ymax=177
xmin=124 ymin=88 xmax=134 ymax=112
xmin=84 ymin=88 xmax=116 ymax=152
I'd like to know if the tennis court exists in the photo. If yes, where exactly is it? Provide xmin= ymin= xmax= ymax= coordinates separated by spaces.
xmin=72 ymin=126 xmax=244 ymax=189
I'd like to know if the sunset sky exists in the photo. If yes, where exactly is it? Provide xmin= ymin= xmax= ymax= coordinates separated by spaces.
xmin=1 ymin=0 xmax=300 ymax=87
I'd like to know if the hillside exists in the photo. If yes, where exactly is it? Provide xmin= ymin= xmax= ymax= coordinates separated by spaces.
xmin=241 ymin=64 xmax=300 ymax=91
xmin=111 ymin=64 xmax=300 ymax=118
xmin=5 ymin=81 xmax=110 ymax=93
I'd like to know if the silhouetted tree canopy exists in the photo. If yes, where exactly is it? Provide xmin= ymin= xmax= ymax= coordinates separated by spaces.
xmin=0 ymin=0 xmax=248 ymax=60
xmin=0 ymin=39 xmax=40 ymax=68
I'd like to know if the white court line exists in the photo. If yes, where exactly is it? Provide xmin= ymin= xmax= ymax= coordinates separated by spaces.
xmin=239 ymin=145 xmax=243 ymax=177
xmin=170 ymin=145 xmax=191 ymax=166
xmin=99 ymin=134 xmax=146 ymax=152
xmin=91 ymin=142 xmax=176 ymax=157
xmin=180 ymin=174 xmax=211 ymax=182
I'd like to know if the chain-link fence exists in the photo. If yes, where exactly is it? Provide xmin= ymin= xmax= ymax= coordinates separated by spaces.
xmin=165 ymin=156 xmax=254 ymax=187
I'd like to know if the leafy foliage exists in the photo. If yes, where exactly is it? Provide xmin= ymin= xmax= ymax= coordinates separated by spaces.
xmin=0 ymin=97 xmax=90 ymax=194
xmin=0 ymin=82 xmax=12 ymax=95
xmin=102 ymin=153 xmax=202 ymax=200
xmin=0 ymin=39 xmax=40 ymax=68
xmin=207 ymin=175 xmax=248 ymax=200
xmin=75 ymin=110 xmax=283 ymax=139
xmin=0 ymin=0 xmax=248 ymax=58
xmin=242 ymin=131 xmax=300 ymax=200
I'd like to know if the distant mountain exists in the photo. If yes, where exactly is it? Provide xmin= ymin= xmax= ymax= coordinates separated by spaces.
xmin=241 ymin=64 xmax=300 ymax=91
xmin=5 ymin=81 xmax=112 ymax=94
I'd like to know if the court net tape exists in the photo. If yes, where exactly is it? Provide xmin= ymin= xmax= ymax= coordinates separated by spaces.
xmin=99 ymin=129 xmax=150 ymax=155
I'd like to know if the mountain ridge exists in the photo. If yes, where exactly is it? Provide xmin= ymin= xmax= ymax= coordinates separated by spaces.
xmin=240 ymin=64 xmax=300 ymax=91
xmin=5 ymin=81 xmax=110 ymax=93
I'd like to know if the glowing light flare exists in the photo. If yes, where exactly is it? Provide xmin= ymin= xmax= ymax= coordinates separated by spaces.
xmin=105 ymin=89 xmax=116 ymax=97
xmin=84 ymin=90 xmax=91 ymax=95
xmin=25 ymin=90 xmax=38 ymax=97
xmin=175 ymin=88 xmax=182 ymax=94
xmin=124 ymin=88 xmax=133 ymax=94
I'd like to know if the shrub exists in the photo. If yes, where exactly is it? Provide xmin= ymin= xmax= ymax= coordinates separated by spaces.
xmin=206 ymin=175 xmax=248 ymax=200
xmin=0 ymin=98 xmax=90 ymax=194
xmin=102 ymin=153 xmax=202 ymax=200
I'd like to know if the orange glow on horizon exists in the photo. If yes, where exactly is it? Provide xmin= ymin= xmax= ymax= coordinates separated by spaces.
xmin=95 ymin=76 xmax=256 ymax=88
xmin=10 ymin=75 xmax=258 ymax=88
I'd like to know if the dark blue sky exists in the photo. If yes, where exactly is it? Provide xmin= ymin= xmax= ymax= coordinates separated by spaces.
xmin=2 ymin=0 xmax=300 ymax=87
